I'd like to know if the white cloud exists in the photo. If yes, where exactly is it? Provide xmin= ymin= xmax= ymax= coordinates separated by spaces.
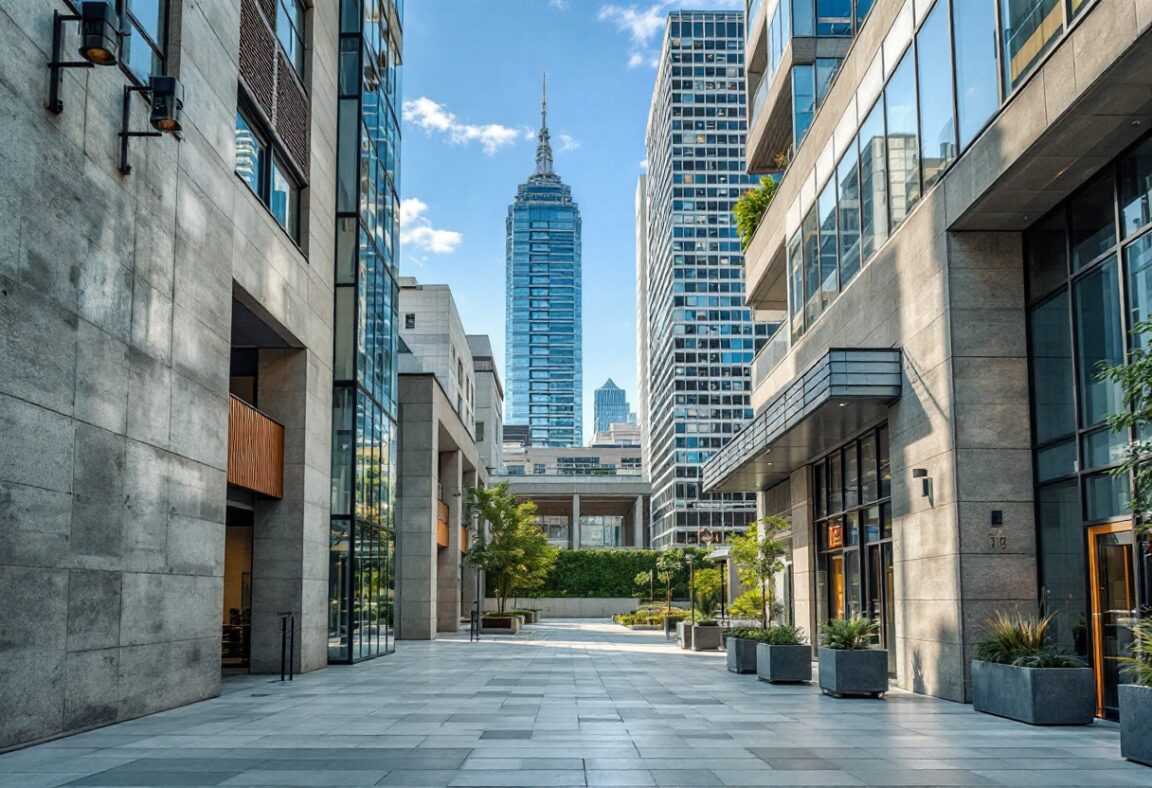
xmin=402 ymin=97 xmax=521 ymax=156
xmin=549 ymin=0 xmax=570 ymax=8
xmin=599 ymin=1 xmax=744 ymax=68
xmin=639 ymin=159 xmax=648 ymax=171
xmin=399 ymin=198 xmax=462 ymax=255
xmin=557 ymin=133 xmax=580 ymax=152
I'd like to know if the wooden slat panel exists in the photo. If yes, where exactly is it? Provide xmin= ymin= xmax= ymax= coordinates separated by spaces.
xmin=437 ymin=500 xmax=450 ymax=548
xmin=227 ymin=395 xmax=285 ymax=498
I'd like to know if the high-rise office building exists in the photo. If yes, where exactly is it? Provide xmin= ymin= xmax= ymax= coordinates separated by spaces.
xmin=593 ymin=379 xmax=631 ymax=433
xmin=642 ymin=10 xmax=771 ymax=548
xmin=506 ymin=78 xmax=583 ymax=448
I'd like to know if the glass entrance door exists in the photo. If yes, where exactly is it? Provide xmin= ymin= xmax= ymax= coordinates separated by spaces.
xmin=868 ymin=542 xmax=897 ymax=673
xmin=830 ymin=555 xmax=846 ymax=620
xmin=1088 ymin=523 xmax=1136 ymax=719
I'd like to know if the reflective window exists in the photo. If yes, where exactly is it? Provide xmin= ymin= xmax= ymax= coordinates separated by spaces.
xmin=793 ymin=0 xmax=815 ymax=36
xmin=124 ymin=0 xmax=167 ymax=82
xmin=277 ymin=0 xmax=307 ymax=78
xmin=793 ymin=65 xmax=817 ymax=146
xmin=789 ymin=231 xmax=804 ymax=339
xmin=1073 ymin=256 xmax=1123 ymax=427
xmin=819 ymin=181 xmax=838 ymax=310
xmin=271 ymin=156 xmax=300 ymax=239
xmin=1037 ymin=481 xmax=1088 ymax=658
xmin=1082 ymin=427 xmax=1126 ymax=470
xmin=234 ymin=111 xmax=263 ymax=196
xmin=837 ymin=142 xmax=862 ymax=286
xmin=1070 ymin=171 xmax=1117 ymax=269
xmin=885 ymin=49 xmax=920 ymax=228
xmin=1036 ymin=439 xmax=1076 ymax=482
xmin=1030 ymin=290 xmax=1075 ymax=443
xmin=1120 ymin=137 xmax=1152 ymax=238
xmin=1001 ymin=0 xmax=1062 ymax=92
xmin=816 ymin=0 xmax=854 ymax=36
xmin=1085 ymin=470 xmax=1128 ymax=521
xmin=953 ymin=0 xmax=998 ymax=149
xmin=917 ymin=0 xmax=956 ymax=190
xmin=1126 ymin=233 xmax=1152 ymax=341
xmin=802 ymin=207 xmax=821 ymax=326
xmin=235 ymin=110 xmax=302 ymax=242
xmin=858 ymin=100 xmax=888 ymax=259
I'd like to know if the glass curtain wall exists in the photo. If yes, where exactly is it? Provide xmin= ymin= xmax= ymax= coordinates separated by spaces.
xmin=329 ymin=0 xmax=402 ymax=663
xmin=812 ymin=426 xmax=894 ymax=669
xmin=1025 ymin=132 xmax=1152 ymax=715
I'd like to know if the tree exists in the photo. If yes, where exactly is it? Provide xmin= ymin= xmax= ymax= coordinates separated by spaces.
xmin=655 ymin=549 xmax=684 ymax=613
xmin=465 ymin=484 xmax=559 ymax=613
xmin=729 ymin=515 xmax=789 ymax=628
xmin=692 ymin=567 xmax=722 ymax=618
xmin=1100 ymin=319 xmax=1152 ymax=537
xmin=733 ymin=176 xmax=778 ymax=251
xmin=632 ymin=570 xmax=654 ymax=602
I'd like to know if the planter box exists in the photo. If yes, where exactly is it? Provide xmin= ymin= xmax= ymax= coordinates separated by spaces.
xmin=676 ymin=620 xmax=693 ymax=649
xmin=727 ymin=637 xmax=759 ymax=673
xmin=971 ymin=660 xmax=1093 ymax=725
xmin=626 ymin=624 xmax=661 ymax=631
xmin=480 ymin=616 xmax=523 ymax=634
xmin=1120 ymin=684 xmax=1152 ymax=766
xmin=818 ymin=648 xmax=888 ymax=698
xmin=757 ymin=643 xmax=812 ymax=683
xmin=692 ymin=624 xmax=722 ymax=651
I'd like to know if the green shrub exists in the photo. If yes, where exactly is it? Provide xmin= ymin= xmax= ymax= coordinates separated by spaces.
xmin=495 ymin=549 xmax=707 ymax=599
xmin=728 ymin=624 xmax=806 ymax=645
xmin=975 ymin=611 xmax=1085 ymax=668
xmin=733 ymin=176 xmax=778 ymax=250
xmin=819 ymin=617 xmax=879 ymax=650
xmin=616 ymin=608 xmax=690 ymax=626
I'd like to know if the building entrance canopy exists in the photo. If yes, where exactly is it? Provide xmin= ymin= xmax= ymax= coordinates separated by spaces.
xmin=702 ymin=349 xmax=901 ymax=493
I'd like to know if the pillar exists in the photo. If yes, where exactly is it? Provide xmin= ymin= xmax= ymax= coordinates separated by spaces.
xmin=396 ymin=380 xmax=438 ymax=640
xmin=632 ymin=496 xmax=644 ymax=548
xmin=571 ymin=493 xmax=581 ymax=549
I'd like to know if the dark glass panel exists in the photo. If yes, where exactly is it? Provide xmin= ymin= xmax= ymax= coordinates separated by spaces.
xmin=1085 ymin=471 xmax=1128 ymax=521
xmin=1081 ymin=427 xmax=1127 ymax=471
xmin=1026 ymin=209 xmax=1068 ymax=301
xmin=1124 ymin=230 xmax=1152 ymax=346
xmin=1120 ymin=136 xmax=1152 ymax=237
xmin=1070 ymin=171 xmax=1117 ymax=269
xmin=878 ymin=425 xmax=891 ymax=499
xmin=1073 ymin=256 xmax=1123 ymax=427
xmin=861 ymin=433 xmax=878 ymax=502
xmin=1029 ymin=290 xmax=1075 ymax=443
xmin=1036 ymin=438 xmax=1076 ymax=483
xmin=858 ymin=100 xmax=888 ymax=259
xmin=1037 ymin=481 xmax=1089 ymax=657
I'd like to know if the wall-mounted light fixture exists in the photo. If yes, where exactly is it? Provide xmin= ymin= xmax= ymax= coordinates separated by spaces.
xmin=119 ymin=76 xmax=184 ymax=174
xmin=912 ymin=468 xmax=930 ymax=498
xmin=47 ymin=2 xmax=124 ymax=113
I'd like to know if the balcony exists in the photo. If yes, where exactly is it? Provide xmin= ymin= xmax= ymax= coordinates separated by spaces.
xmin=751 ymin=328 xmax=789 ymax=394
xmin=227 ymin=395 xmax=285 ymax=498
xmin=437 ymin=501 xmax=450 ymax=548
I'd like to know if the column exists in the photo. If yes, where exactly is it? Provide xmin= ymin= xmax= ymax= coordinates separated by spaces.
xmin=571 ymin=493 xmax=581 ymax=549
xmin=460 ymin=470 xmax=479 ymax=618
xmin=396 ymin=381 xmax=438 ymax=640
xmin=632 ymin=496 xmax=644 ymax=548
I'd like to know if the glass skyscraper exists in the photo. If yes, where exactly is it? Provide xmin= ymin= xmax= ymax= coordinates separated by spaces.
xmin=505 ymin=79 xmax=583 ymax=448
xmin=328 ymin=0 xmax=403 ymax=662
xmin=641 ymin=10 xmax=770 ymax=548
xmin=594 ymin=379 xmax=631 ymax=433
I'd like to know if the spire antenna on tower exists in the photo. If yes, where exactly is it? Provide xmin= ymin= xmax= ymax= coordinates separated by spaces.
xmin=534 ymin=72 xmax=554 ymax=177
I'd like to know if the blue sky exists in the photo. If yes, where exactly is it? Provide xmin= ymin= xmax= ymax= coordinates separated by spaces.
xmin=399 ymin=0 xmax=742 ymax=442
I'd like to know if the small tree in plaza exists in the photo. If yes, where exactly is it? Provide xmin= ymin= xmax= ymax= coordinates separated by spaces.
xmin=466 ymin=484 xmax=559 ymax=613
xmin=692 ymin=567 xmax=722 ymax=618
xmin=729 ymin=515 xmax=789 ymax=628
xmin=1100 ymin=319 xmax=1152 ymax=537
xmin=632 ymin=570 xmax=654 ymax=602
xmin=655 ymin=549 xmax=685 ymax=613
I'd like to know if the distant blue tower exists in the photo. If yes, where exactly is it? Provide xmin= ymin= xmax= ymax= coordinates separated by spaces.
xmin=594 ymin=379 xmax=630 ymax=433
xmin=505 ymin=76 xmax=583 ymax=447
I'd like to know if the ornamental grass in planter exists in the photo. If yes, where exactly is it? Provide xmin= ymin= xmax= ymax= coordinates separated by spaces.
xmin=971 ymin=612 xmax=1092 ymax=726
xmin=726 ymin=626 xmax=766 ymax=674
xmin=1119 ymin=620 xmax=1152 ymax=766
xmin=754 ymin=625 xmax=812 ymax=683
xmin=818 ymin=617 xmax=887 ymax=698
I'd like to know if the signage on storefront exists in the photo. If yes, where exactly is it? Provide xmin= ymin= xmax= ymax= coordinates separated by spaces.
xmin=828 ymin=521 xmax=843 ymax=549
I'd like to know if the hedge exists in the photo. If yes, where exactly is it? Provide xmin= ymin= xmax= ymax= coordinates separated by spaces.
xmin=487 ymin=548 xmax=708 ymax=599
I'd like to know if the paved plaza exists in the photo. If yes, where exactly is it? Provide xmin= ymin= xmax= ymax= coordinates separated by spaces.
xmin=0 ymin=620 xmax=1145 ymax=787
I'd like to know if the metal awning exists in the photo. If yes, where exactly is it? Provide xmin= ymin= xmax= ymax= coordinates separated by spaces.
xmin=703 ymin=349 xmax=902 ymax=493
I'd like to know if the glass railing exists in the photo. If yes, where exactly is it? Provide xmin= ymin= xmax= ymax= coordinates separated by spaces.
xmin=751 ymin=328 xmax=789 ymax=392
xmin=750 ymin=68 xmax=771 ymax=128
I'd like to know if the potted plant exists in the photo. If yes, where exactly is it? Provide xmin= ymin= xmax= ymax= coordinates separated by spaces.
xmin=971 ymin=611 xmax=1092 ymax=725
xmin=691 ymin=618 xmax=722 ymax=651
xmin=756 ymin=624 xmax=811 ymax=683
xmin=818 ymin=617 xmax=887 ymax=698
xmin=726 ymin=626 xmax=764 ymax=673
xmin=1119 ymin=620 xmax=1152 ymax=764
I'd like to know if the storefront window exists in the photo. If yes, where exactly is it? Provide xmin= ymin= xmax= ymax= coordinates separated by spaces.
xmin=1070 ymin=172 xmax=1118 ymax=269
xmin=1073 ymin=256 xmax=1123 ymax=427
xmin=1120 ymin=137 xmax=1152 ymax=238
xmin=1037 ymin=481 xmax=1088 ymax=658
xmin=1029 ymin=290 xmax=1075 ymax=443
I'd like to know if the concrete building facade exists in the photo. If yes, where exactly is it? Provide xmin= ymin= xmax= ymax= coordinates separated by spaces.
xmin=0 ymin=0 xmax=402 ymax=750
xmin=706 ymin=0 xmax=1152 ymax=720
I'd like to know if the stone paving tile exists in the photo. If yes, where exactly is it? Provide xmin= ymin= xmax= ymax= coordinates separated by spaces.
xmin=0 ymin=621 xmax=1146 ymax=788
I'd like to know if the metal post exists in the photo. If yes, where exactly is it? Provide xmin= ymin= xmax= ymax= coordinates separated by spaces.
xmin=280 ymin=616 xmax=287 ymax=681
